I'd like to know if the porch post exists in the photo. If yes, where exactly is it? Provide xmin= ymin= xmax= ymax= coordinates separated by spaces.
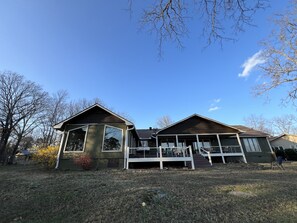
xmin=124 ymin=128 xmax=128 ymax=169
xmin=216 ymin=134 xmax=225 ymax=164
xmin=236 ymin=133 xmax=247 ymax=163
xmin=196 ymin=134 xmax=201 ymax=154
xmin=55 ymin=132 xmax=66 ymax=169
xmin=189 ymin=146 xmax=195 ymax=169
xmin=126 ymin=147 xmax=130 ymax=169
xmin=156 ymin=136 xmax=159 ymax=147
xmin=266 ymin=137 xmax=274 ymax=153
xmin=159 ymin=146 xmax=163 ymax=169
xmin=175 ymin=135 xmax=179 ymax=147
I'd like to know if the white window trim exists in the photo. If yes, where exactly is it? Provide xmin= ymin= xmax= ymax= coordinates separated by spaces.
xmin=102 ymin=124 xmax=123 ymax=152
xmin=243 ymin=138 xmax=261 ymax=152
xmin=63 ymin=125 xmax=89 ymax=153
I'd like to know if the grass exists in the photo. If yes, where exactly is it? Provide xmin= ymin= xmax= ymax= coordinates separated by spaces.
xmin=1 ymin=163 xmax=297 ymax=223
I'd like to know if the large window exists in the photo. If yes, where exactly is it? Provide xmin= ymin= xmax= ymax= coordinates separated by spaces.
xmin=102 ymin=125 xmax=123 ymax=151
xmin=64 ymin=126 xmax=88 ymax=152
xmin=243 ymin=138 xmax=261 ymax=152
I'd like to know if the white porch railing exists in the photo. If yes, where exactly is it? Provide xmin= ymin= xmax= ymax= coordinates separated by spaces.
xmin=126 ymin=146 xmax=195 ymax=170
xmin=199 ymin=145 xmax=242 ymax=154
xmin=199 ymin=148 xmax=213 ymax=166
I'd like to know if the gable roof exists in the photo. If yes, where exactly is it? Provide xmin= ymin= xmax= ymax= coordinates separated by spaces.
xmin=53 ymin=103 xmax=134 ymax=130
xmin=269 ymin=134 xmax=286 ymax=142
xmin=157 ymin=114 xmax=242 ymax=134
xmin=232 ymin=125 xmax=271 ymax=137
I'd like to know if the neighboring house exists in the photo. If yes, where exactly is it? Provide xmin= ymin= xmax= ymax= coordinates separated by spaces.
xmin=54 ymin=104 xmax=273 ymax=170
xmin=269 ymin=134 xmax=297 ymax=150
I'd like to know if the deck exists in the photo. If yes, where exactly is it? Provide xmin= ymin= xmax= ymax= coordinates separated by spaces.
xmin=126 ymin=146 xmax=195 ymax=169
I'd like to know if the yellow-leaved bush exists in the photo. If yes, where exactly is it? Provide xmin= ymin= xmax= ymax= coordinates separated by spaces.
xmin=33 ymin=146 xmax=59 ymax=169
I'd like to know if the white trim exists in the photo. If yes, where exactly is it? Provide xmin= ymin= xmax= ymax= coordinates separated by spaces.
xmin=236 ymin=133 xmax=247 ymax=163
xmin=266 ymin=137 xmax=274 ymax=153
xmin=55 ymin=132 xmax=66 ymax=169
xmin=156 ymin=114 xmax=242 ymax=134
xmin=127 ymin=146 xmax=195 ymax=170
xmin=63 ymin=125 xmax=89 ymax=153
xmin=216 ymin=134 xmax=225 ymax=164
xmin=242 ymin=138 xmax=262 ymax=152
xmin=102 ymin=124 xmax=124 ymax=152
xmin=157 ymin=133 xmax=240 ymax=137
xmin=53 ymin=103 xmax=134 ymax=129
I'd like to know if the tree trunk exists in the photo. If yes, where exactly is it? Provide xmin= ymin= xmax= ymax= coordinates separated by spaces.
xmin=8 ymin=135 xmax=22 ymax=165
xmin=0 ymin=130 xmax=11 ymax=163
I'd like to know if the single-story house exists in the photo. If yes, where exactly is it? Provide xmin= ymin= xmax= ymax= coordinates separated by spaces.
xmin=269 ymin=134 xmax=297 ymax=150
xmin=269 ymin=134 xmax=297 ymax=161
xmin=54 ymin=104 xmax=273 ymax=170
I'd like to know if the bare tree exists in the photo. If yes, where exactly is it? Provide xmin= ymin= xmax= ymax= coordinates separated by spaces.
xmin=67 ymin=97 xmax=103 ymax=117
xmin=157 ymin=115 xmax=174 ymax=128
xmin=37 ymin=90 xmax=68 ymax=147
xmin=255 ymin=1 xmax=297 ymax=103
xmin=244 ymin=114 xmax=297 ymax=135
xmin=0 ymin=71 xmax=48 ymax=162
xmin=243 ymin=114 xmax=273 ymax=134
xmin=271 ymin=114 xmax=297 ymax=135
xmin=140 ymin=0 xmax=268 ymax=55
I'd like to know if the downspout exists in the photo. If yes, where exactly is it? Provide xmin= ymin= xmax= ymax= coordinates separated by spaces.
xmin=124 ymin=125 xmax=135 ymax=169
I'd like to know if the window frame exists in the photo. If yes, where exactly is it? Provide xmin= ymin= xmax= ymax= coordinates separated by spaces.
xmin=243 ymin=138 xmax=262 ymax=152
xmin=63 ymin=125 xmax=89 ymax=153
xmin=102 ymin=125 xmax=124 ymax=152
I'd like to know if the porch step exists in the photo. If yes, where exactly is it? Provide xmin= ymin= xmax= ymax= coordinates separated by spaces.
xmin=190 ymin=154 xmax=212 ymax=168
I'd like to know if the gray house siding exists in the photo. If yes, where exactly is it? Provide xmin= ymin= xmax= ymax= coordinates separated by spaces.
xmin=241 ymin=137 xmax=272 ymax=163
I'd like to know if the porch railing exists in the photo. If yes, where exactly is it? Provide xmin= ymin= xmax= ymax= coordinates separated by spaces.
xmin=126 ymin=146 xmax=195 ymax=169
xmin=199 ymin=145 xmax=242 ymax=154
xmin=199 ymin=148 xmax=213 ymax=166
xmin=128 ymin=146 xmax=192 ymax=159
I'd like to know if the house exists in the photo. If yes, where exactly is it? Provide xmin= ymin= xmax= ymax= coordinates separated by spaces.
xmin=269 ymin=134 xmax=297 ymax=161
xmin=53 ymin=104 xmax=139 ymax=169
xmin=54 ymin=104 xmax=274 ymax=170
xmin=269 ymin=134 xmax=297 ymax=150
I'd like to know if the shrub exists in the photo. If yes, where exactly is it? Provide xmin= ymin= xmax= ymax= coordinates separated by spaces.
xmin=285 ymin=149 xmax=297 ymax=161
xmin=73 ymin=154 xmax=93 ymax=170
xmin=33 ymin=146 xmax=59 ymax=169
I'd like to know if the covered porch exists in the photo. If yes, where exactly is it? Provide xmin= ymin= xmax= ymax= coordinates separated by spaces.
xmin=156 ymin=133 xmax=247 ymax=164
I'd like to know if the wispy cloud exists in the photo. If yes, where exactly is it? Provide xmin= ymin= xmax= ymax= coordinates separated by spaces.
xmin=208 ymin=98 xmax=221 ymax=112
xmin=238 ymin=50 xmax=265 ymax=78
xmin=208 ymin=106 xmax=219 ymax=112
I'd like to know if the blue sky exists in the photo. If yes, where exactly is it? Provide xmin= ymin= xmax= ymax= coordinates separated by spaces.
xmin=0 ymin=1 xmax=294 ymax=128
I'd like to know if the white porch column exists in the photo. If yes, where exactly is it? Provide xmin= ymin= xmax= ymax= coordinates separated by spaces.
xmin=266 ymin=137 xmax=274 ymax=153
xmin=156 ymin=136 xmax=159 ymax=147
xmin=55 ymin=132 xmax=66 ymax=169
xmin=124 ymin=128 xmax=128 ymax=169
xmin=216 ymin=134 xmax=225 ymax=164
xmin=126 ymin=147 xmax=130 ymax=169
xmin=175 ymin=135 xmax=179 ymax=147
xmin=189 ymin=146 xmax=195 ymax=169
xmin=236 ymin=133 xmax=247 ymax=163
xmin=196 ymin=134 xmax=201 ymax=154
xmin=159 ymin=146 xmax=163 ymax=169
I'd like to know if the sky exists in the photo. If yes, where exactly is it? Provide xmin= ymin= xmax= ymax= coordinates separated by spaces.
xmin=0 ymin=0 xmax=295 ymax=129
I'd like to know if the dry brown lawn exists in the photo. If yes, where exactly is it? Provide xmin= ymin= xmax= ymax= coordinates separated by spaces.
xmin=1 ymin=162 xmax=297 ymax=223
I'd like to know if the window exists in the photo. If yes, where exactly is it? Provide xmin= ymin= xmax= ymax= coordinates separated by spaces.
xmin=243 ymin=138 xmax=261 ymax=152
xmin=64 ymin=126 xmax=88 ymax=152
xmin=102 ymin=125 xmax=123 ymax=151
xmin=161 ymin=142 xmax=175 ymax=148
xmin=141 ymin=140 xmax=148 ymax=147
